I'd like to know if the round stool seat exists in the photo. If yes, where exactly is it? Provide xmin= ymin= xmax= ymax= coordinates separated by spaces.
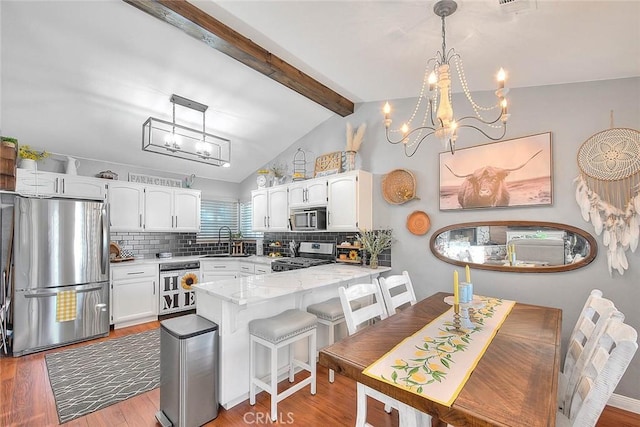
xmin=307 ymin=297 xmax=361 ymax=322
xmin=249 ymin=309 xmax=317 ymax=344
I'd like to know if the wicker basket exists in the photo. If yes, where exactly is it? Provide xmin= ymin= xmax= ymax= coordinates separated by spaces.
xmin=381 ymin=169 xmax=418 ymax=204
xmin=109 ymin=242 xmax=121 ymax=260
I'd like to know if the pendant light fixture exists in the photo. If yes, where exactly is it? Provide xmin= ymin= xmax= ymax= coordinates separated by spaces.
xmin=142 ymin=94 xmax=231 ymax=167
xmin=383 ymin=0 xmax=510 ymax=155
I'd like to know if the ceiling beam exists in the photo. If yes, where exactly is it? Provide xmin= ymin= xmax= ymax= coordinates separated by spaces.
xmin=123 ymin=0 xmax=354 ymax=117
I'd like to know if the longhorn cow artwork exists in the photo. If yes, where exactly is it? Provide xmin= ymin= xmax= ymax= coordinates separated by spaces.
xmin=439 ymin=133 xmax=552 ymax=210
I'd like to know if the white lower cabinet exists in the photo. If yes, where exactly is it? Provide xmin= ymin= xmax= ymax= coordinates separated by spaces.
xmin=110 ymin=263 xmax=158 ymax=329
xmin=200 ymin=259 xmax=272 ymax=281
xmin=239 ymin=262 xmax=255 ymax=277
xmin=200 ymin=260 xmax=238 ymax=283
xmin=254 ymin=265 xmax=271 ymax=275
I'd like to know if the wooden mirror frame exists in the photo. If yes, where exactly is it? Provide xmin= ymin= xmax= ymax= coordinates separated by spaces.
xmin=429 ymin=221 xmax=598 ymax=273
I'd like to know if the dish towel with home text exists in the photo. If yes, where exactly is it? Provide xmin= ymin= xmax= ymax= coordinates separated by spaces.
xmin=363 ymin=296 xmax=515 ymax=407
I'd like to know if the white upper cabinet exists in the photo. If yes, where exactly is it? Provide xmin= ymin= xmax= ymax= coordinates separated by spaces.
xmin=107 ymin=181 xmax=200 ymax=233
xmin=145 ymin=187 xmax=174 ymax=231
xmin=327 ymin=170 xmax=372 ymax=232
xmin=16 ymin=170 xmax=106 ymax=200
xmin=268 ymin=186 xmax=289 ymax=231
xmin=251 ymin=189 xmax=269 ymax=231
xmin=173 ymin=189 xmax=201 ymax=231
xmin=251 ymin=186 xmax=289 ymax=232
xmin=145 ymin=187 xmax=200 ymax=232
xmin=109 ymin=181 xmax=145 ymax=232
xmin=288 ymin=177 xmax=327 ymax=208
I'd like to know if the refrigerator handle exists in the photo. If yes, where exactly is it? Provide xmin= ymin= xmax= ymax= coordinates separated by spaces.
xmin=23 ymin=286 xmax=105 ymax=298
xmin=101 ymin=205 xmax=108 ymax=274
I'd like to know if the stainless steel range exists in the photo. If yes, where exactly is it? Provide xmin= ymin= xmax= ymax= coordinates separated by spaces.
xmin=271 ymin=242 xmax=334 ymax=272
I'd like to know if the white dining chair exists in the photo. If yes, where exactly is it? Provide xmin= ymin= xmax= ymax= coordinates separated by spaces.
xmin=378 ymin=271 xmax=417 ymax=315
xmin=556 ymin=318 xmax=637 ymax=427
xmin=338 ymin=281 xmax=431 ymax=427
xmin=557 ymin=289 xmax=620 ymax=415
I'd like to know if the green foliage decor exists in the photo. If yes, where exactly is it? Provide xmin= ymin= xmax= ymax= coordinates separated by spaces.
xmin=357 ymin=229 xmax=393 ymax=257
xmin=1 ymin=136 xmax=18 ymax=144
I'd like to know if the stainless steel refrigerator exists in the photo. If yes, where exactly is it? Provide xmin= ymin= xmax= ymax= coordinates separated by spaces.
xmin=12 ymin=196 xmax=110 ymax=356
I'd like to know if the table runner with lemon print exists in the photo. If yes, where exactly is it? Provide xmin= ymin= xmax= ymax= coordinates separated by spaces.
xmin=363 ymin=296 xmax=515 ymax=407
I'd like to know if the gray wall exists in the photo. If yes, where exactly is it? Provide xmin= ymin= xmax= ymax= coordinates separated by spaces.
xmin=241 ymin=77 xmax=640 ymax=399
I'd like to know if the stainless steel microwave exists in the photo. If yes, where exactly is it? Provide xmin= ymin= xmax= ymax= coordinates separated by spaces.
xmin=290 ymin=208 xmax=327 ymax=231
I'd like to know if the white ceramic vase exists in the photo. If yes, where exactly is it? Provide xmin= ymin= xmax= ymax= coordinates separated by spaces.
xmin=19 ymin=159 xmax=36 ymax=170
xmin=65 ymin=156 xmax=79 ymax=174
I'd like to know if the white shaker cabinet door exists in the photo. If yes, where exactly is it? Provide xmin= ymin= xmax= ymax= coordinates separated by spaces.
xmin=111 ymin=264 xmax=158 ymax=329
xmin=306 ymin=178 xmax=328 ymax=206
xmin=174 ymin=189 xmax=201 ymax=232
xmin=15 ymin=170 xmax=58 ymax=196
xmin=268 ymin=186 xmax=289 ymax=231
xmin=327 ymin=174 xmax=357 ymax=231
xmin=112 ymin=277 xmax=157 ymax=326
xmin=288 ymin=178 xmax=327 ymax=208
xmin=327 ymin=171 xmax=372 ymax=232
xmin=251 ymin=189 xmax=269 ymax=231
xmin=288 ymin=182 xmax=306 ymax=208
xmin=109 ymin=182 xmax=145 ymax=231
xmin=60 ymin=175 xmax=106 ymax=200
xmin=144 ymin=187 xmax=174 ymax=231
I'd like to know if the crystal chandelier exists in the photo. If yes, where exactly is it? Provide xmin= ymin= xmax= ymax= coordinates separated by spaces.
xmin=383 ymin=0 xmax=509 ymax=155
xmin=143 ymin=94 xmax=231 ymax=167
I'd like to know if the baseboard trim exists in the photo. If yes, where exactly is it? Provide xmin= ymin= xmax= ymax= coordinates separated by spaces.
xmin=608 ymin=393 xmax=640 ymax=414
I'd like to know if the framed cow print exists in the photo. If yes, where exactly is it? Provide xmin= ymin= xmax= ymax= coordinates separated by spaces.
xmin=439 ymin=132 xmax=552 ymax=211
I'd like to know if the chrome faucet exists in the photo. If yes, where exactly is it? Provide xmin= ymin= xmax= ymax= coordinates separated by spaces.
xmin=218 ymin=226 xmax=233 ymax=254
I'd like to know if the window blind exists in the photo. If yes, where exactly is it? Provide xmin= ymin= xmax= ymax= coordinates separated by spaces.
xmin=240 ymin=201 xmax=263 ymax=239
xmin=197 ymin=199 xmax=239 ymax=242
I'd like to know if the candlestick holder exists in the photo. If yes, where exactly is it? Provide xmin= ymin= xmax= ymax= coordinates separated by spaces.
xmin=450 ymin=304 xmax=474 ymax=334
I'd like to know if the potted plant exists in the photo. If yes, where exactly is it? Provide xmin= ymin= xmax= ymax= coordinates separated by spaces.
xmin=357 ymin=229 xmax=393 ymax=269
xmin=269 ymin=162 xmax=287 ymax=185
xmin=18 ymin=144 xmax=49 ymax=170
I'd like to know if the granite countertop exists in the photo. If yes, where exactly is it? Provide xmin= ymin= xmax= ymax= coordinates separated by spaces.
xmin=193 ymin=264 xmax=391 ymax=306
xmin=110 ymin=254 xmax=277 ymax=267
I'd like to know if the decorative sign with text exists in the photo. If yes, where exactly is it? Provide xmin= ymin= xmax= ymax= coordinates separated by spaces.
xmin=128 ymin=173 xmax=183 ymax=188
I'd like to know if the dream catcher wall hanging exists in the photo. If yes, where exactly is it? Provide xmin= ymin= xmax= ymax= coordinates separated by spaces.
xmin=575 ymin=126 xmax=640 ymax=276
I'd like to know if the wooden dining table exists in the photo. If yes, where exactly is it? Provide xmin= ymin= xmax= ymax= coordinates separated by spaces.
xmin=319 ymin=292 xmax=562 ymax=427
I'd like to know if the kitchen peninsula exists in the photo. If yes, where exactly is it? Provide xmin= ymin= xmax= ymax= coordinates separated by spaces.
xmin=193 ymin=263 xmax=390 ymax=409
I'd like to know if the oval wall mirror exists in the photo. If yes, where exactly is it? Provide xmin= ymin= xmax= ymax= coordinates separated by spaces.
xmin=429 ymin=221 xmax=597 ymax=273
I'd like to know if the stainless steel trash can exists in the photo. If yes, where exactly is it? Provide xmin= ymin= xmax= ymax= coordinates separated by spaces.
xmin=156 ymin=314 xmax=219 ymax=427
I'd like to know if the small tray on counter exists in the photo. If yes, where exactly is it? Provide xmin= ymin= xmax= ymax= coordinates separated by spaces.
xmin=110 ymin=257 xmax=135 ymax=263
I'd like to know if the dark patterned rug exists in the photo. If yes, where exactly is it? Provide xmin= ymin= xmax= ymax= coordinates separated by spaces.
xmin=45 ymin=329 xmax=160 ymax=424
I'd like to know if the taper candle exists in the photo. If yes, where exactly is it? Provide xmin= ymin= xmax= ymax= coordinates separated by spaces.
xmin=453 ymin=270 xmax=459 ymax=304
xmin=465 ymin=264 xmax=471 ymax=283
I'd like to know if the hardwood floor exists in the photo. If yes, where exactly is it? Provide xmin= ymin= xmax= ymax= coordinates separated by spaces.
xmin=1 ymin=321 xmax=638 ymax=426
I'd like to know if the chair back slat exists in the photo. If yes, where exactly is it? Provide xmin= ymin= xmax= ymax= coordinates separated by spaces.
xmin=561 ymin=290 xmax=620 ymax=414
xmin=339 ymin=281 xmax=388 ymax=336
xmin=379 ymin=271 xmax=417 ymax=315
xmin=567 ymin=320 xmax=637 ymax=426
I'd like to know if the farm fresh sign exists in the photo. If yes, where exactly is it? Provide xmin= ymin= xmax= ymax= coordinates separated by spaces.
xmin=128 ymin=173 xmax=182 ymax=188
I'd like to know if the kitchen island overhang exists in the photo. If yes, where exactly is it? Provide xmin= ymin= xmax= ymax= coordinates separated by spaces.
xmin=193 ymin=264 xmax=390 ymax=409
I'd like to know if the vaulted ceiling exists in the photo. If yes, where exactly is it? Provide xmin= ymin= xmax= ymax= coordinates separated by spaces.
xmin=2 ymin=1 xmax=638 ymax=183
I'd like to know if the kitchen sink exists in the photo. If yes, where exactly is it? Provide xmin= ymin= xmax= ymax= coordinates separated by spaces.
xmin=200 ymin=254 xmax=252 ymax=258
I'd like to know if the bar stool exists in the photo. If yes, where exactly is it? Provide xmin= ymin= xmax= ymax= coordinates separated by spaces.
xmin=249 ymin=309 xmax=317 ymax=421
xmin=307 ymin=297 xmax=361 ymax=383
